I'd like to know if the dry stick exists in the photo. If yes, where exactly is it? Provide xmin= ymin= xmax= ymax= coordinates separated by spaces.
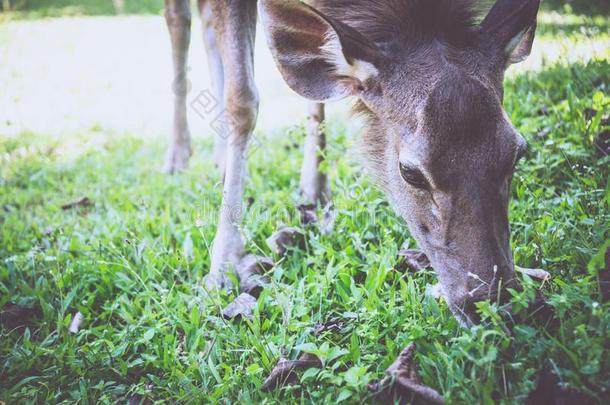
xmin=69 ymin=312 xmax=83 ymax=333
xmin=235 ymin=255 xmax=273 ymax=297
xmin=261 ymin=353 xmax=322 ymax=392
xmin=369 ymin=343 xmax=445 ymax=405
xmin=395 ymin=375 xmax=445 ymax=404
xmin=516 ymin=266 xmax=551 ymax=281
xmin=61 ymin=197 xmax=92 ymax=210
xmin=221 ymin=293 xmax=257 ymax=320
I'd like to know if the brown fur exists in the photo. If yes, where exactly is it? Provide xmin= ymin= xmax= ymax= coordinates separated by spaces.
xmin=312 ymin=0 xmax=484 ymax=49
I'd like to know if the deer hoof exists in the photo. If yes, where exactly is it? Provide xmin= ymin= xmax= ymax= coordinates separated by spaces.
xmin=163 ymin=142 xmax=191 ymax=174
xmin=222 ymin=293 xmax=257 ymax=320
xmin=203 ymin=271 xmax=232 ymax=292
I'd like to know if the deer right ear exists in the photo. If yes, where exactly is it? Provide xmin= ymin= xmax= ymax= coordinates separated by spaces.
xmin=259 ymin=0 xmax=381 ymax=102
xmin=480 ymin=0 xmax=540 ymax=65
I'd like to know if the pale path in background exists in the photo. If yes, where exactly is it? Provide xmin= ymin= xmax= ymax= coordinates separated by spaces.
xmin=0 ymin=13 xmax=608 ymax=141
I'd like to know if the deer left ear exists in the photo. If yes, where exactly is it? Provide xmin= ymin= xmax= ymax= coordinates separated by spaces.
xmin=259 ymin=0 xmax=381 ymax=102
xmin=480 ymin=0 xmax=540 ymax=65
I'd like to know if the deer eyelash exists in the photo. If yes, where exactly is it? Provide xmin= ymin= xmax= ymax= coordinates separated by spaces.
xmin=399 ymin=163 xmax=429 ymax=190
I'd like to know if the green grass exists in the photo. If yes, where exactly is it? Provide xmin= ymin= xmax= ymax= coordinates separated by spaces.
xmin=1 ymin=30 xmax=609 ymax=405
xmin=544 ymin=0 xmax=610 ymax=16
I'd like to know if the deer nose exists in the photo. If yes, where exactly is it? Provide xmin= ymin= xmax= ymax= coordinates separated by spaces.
xmin=451 ymin=261 xmax=518 ymax=326
xmin=467 ymin=261 xmax=514 ymax=294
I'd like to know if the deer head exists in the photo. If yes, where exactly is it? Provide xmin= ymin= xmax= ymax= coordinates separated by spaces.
xmin=260 ymin=0 xmax=540 ymax=326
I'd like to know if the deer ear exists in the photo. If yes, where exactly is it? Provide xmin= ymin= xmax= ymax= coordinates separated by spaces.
xmin=259 ymin=0 xmax=381 ymax=102
xmin=480 ymin=0 xmax=540 ymax=65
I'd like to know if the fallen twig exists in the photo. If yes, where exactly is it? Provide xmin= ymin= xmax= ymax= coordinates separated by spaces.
xmin=61 ymin=197 xmax=93 ymax=210
xmin=69 ymin=312 xmax=83 ymax=333
xmin=368 ymin=343 xmax=444 ymax=405
xmin=313 ymin=319 xmax=347 ymax=335
xmin=222 ymin=293 xmax=257 ymax=320
xmin=261 ymin=353 xmax=322 ymax=392
xmin=297 ymin=204 xmax=318 ymax=226
xmin=235 ymin=255 xmax=273 ymax=298
xmin=266 ymin=227 xmax=305 ymax=257
xmin=516 ymin=266 xmax=551 ymax=281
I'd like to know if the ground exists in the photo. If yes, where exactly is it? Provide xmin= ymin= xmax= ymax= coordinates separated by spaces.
xmin=1 ymin=6 xmax=609 ymax=405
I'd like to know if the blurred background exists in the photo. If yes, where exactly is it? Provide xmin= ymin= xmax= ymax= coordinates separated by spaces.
xmin=1 ymin=0 xmax=609 ymax=18
xmin=0 ymin=0 xmax=608 ymax=149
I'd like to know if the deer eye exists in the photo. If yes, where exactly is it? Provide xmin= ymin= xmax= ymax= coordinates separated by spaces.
xmin=399 ymin=163 xmax=428 ymax=190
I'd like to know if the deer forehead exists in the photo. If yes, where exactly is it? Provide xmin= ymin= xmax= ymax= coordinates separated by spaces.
xmin=393 ymin=97 xmax=520 ymax=189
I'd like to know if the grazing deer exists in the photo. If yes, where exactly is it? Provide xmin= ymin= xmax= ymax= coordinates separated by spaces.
xmin=164 ymin=0 xmax=540 ymax=327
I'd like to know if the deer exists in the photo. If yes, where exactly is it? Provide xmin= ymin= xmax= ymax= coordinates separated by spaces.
xmin=163 ymin=0 xmax=540 ymax=327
